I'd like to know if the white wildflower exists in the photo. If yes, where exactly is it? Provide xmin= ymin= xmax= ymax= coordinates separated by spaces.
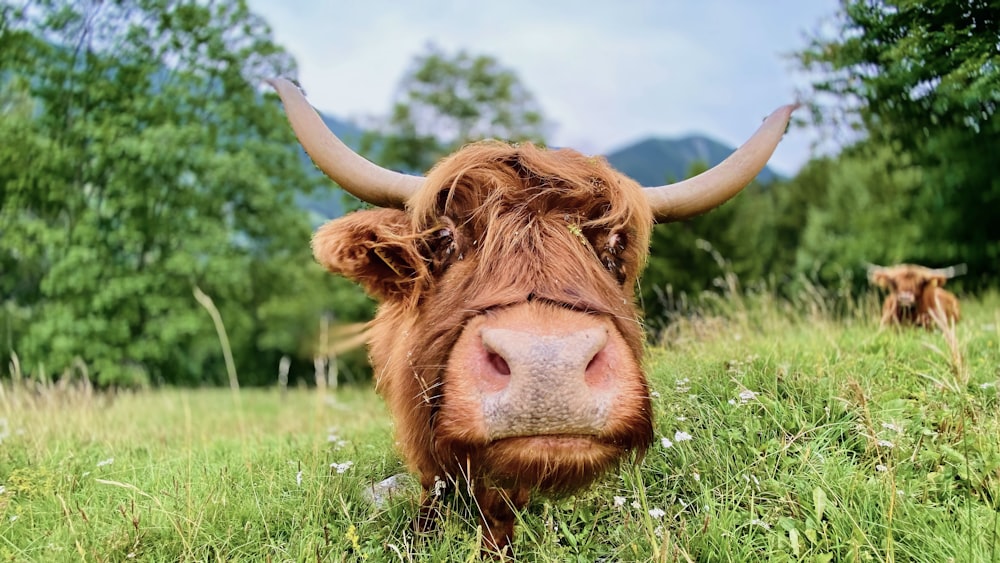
xmin=327 ymin=427 xmax=348 ymax=448
xmin=738 ymin=389 xmax=758 ymax=403
xmin=96 ymin=458 xmax=114 ymax=468
xmin=877 ymin=439 xmax=895 ymax=449
xmin=692 ymin=472 xmax=701 ymax=482
xmin=728 ymin=399 xmax=737 ymax=405
xmin=631 ymin=500 xmax=642 ymax=510
xmin=9 ymin=516 xmax=16 ymax=522
xmin=875 ymin=464 xmax=888 ymax=472
xmin=330 ymin=461 xmax=354 ymax=474
xmin=750 ymin=518 xmax=770 ymax=529
xmin=660 ymin=437 xmax=674 ymax=449
xmin=674 ymin=430 xmax=692 ymax=442
xmin=653 ymin=525 xmax=664 ymax=538
xmin=433 ymin=475 xmax=447 ymax=497
xmin=881 ymin=422 xmax=904 ymax=433
xmin=296 ymin=470 xmax=303 ymax=487
xmin=648 ymin=507 xmax=666 ymax=519
xmin=613 ymin=495 xmax=626 ymax=508
xmin=650 ymin=391 xmax=661 ymax=399
xmin=676 ymin=416 xmax=687 ymax=421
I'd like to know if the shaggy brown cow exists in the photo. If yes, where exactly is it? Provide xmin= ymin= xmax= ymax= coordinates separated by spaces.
xmin=270 ymin=78 xmax=795 ymax=554
xmin=869 ymin=263 xmax=963 ymax=328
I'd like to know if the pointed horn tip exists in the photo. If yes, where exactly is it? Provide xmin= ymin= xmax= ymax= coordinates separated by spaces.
xmin=864 ymin=262 xmax=884 ymax=273
xmin=778 ymin=102 xmax=802 ymax=114
xmin=938 ymin=263 xmax=968 ymax=278
xmin=766 ymin=102 xmax=801 ymax=124
xmin=265 ymin=77 xmax=301 ymax=94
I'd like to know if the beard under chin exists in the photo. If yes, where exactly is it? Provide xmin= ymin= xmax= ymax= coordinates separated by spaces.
xmin=434 ymin=434 xmax=645 ymax=494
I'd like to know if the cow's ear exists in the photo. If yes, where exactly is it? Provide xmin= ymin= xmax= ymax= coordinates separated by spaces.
xmin=312 ymin=209 xmax=425 ymax=301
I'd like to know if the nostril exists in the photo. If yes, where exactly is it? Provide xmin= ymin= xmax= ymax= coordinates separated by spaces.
xmin=487 ymin=352 xmax=511 ymax=376
xmin=584 ymin=348 xmax=610 ymax=388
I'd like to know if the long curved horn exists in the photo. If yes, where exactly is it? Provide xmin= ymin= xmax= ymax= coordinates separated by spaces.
xmin=926 ymin=263 xmax=967 ymax=278
xmin=268 ymin=78 xmax=423 ymax=209
xmin=644 ymin=104 xmax=799 ymax=222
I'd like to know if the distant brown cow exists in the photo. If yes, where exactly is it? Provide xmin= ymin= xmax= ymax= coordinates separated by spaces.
xmin=869 ymin=264 xmax=963 ymax=328
xmin=270 ymin=78 xmax=795 ymax=554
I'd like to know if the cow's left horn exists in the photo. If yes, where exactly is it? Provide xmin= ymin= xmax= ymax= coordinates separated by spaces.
xmin=268 ymin=78 xmax=423 ymax=209
xmin=928 ymin=263 xmax=967 ymax=278
xmin=644 ymin=104 xmax=799 ymax=223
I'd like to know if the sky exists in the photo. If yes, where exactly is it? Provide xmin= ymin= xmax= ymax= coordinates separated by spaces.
xmin=246 ymin=1 xmax=843 ymax=176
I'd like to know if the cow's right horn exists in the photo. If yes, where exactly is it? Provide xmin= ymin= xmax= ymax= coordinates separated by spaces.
xmin=644 ymin=104 xmax=798 ymax=223
xmin=268 ymin=78 xmax=423 ymax=209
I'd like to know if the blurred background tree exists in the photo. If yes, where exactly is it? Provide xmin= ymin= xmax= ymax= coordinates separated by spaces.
xmin=0 ymin=0 xmax=371 ymax=386
xmin=797 ymin=0 xmax=999 ymax=287
xmin=361 ymin=44 xmax=550 ymax=174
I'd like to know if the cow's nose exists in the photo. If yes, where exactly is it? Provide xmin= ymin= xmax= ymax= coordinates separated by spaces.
xmin=478 ymin=326 xmax=614 ymax=439
xmin=481 ymin=327 xmax=609 ymax=389
xmin=898 ymin=291 xmax=915 ymax=306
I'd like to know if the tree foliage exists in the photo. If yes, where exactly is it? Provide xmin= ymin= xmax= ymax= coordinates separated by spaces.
xmin=362 ymin=44 xmax=550 ymax=173
xmin=0 ymin=0 xmax=369 ymax=386
xmin=798 ymin=0 xmax=1000 ymax=284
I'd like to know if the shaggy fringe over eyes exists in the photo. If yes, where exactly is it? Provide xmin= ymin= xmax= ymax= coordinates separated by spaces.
xmin=407 ymin=141 xmax=654 ymax=286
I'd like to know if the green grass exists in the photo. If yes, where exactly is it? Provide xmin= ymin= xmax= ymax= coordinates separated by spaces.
xmin=2 ymin=292 xmax=999 ymax=561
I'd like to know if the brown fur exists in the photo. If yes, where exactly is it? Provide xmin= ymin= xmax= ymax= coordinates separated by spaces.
xmin=870 ymin=264 xmax=961 ymax=329
xmin=312 ymin=142 xmax=655 ymax=554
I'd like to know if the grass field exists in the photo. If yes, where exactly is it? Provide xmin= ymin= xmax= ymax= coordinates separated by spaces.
xmin=2 ymin=290 xmax=999 ymax=561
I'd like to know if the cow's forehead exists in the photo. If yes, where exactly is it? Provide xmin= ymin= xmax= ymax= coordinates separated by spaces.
xmin=408 ymin=141 xmax=653 ymax=233
xmin=889 ymin=266 xmax=927 ymax=280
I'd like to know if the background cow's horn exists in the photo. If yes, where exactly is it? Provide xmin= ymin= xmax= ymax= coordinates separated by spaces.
xmin=268 ymin=77 xmax=423 ymax=209
xmin=929 ymin=263 xmax=967 ymax=278
xmin=644 ymin=104 xmax=799 ymax=223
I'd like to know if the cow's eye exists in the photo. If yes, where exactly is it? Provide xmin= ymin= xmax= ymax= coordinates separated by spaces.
xmin=596 ymin=230 xmax=628 ymax=285
xmin=427 ymin=225 xmax=459 ymax=273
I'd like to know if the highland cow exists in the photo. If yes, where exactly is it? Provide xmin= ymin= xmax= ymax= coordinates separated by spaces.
xmin=270 ymin=77 xmax=795 ymax=554
xmin=869 ymin=263 xmax=963 ymax=329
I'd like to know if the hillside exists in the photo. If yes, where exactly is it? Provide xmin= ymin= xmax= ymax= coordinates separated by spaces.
xmin=4 ymin=292 xmax=998 ymax=560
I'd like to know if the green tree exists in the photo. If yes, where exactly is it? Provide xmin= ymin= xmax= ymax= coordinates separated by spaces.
xmin=795 ymin=142 xmax=926 ymax=280
xmin=798 ymin=0 xmax=1000 ymax=285
xmin=0 ymin=0 xmax=356 ymax=386
xmin=363 ymin=44 xmax=550 ymax=173
xmin=640 ymin=162 xmax=752 ymax=322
